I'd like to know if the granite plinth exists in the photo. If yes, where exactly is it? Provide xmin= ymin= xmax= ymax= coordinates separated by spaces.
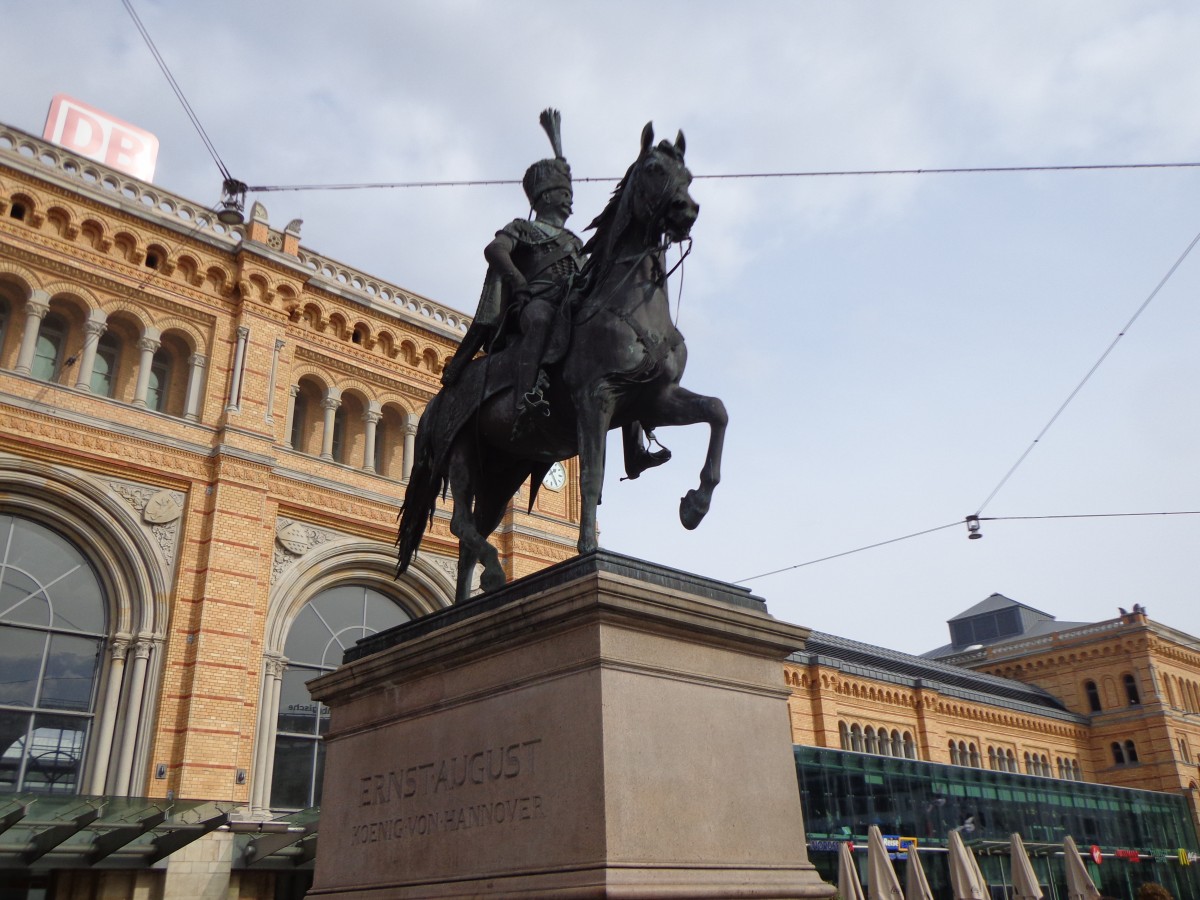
xmin=307 ymin=550 xmax=835 ymax=899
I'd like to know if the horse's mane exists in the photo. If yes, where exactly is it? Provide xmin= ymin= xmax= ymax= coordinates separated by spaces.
xmin=580 ymin=156 xmax=640 ymax=283
xmin=580 ymin=139 xmax=685 ymax=288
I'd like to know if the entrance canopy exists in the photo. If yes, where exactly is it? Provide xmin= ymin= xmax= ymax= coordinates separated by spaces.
xmin=0 ymin=794 xmax=234 ymax=870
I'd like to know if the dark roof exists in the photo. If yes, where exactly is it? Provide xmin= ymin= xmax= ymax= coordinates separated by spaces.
xmin=947 ymin=592 xmax=1053 ymax=622
xmin=794 ymin=630 xmax=1085 ymax=723
xmin=922 ymin=616 xmax=1089 ymax=660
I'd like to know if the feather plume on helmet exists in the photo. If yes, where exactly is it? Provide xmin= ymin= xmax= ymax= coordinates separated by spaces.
xmin=522 ymin=108 xmax=572 ymax=207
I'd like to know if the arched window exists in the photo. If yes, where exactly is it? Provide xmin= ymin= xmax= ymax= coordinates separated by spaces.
xmin=891 ymin=730 xmax=903 ymax=757
xmin=1123 ymin=673 xmax=1140 ymax=706
xmin=270 ymin=585 xmax=411 ymax=810
xmin=1024 ymin=752 xmax=1034 ymax=774
xmin=0 ymin=514 xmax=106 ymax=794
xmin=1084 ymin=680 xmax=1102 ymax=713
xmin=146 ymin=350 xmax=171 ymax=412
xmin=373 ymin=418 xmax=388 ymax=475
xmin=1111 ymin=742 xmax=1125 ymax=765
xmin=375 ymin=405 xmax=407 ymax=478
xmin=949 ymin=741 xmax=959 ymax=766
xmin=1070 ymin=760 xmax=1081 ymax=780
xmin=290 ymin=390 xmax=310 ymax=450
xmin=1124 ymin=740 xmax=1138 ymax=764
xmin=31 ymin=313 xmax=66 ymax=382
xmin=330 ymin=405 xmax=348 ymax=464
xmin=1005 ymin=749 xmax=1017 ymax=772
xmin=839 ymin=722 xmax=850 ymax=751
xmin=1165 ymin=676 xmax=1177 ymax=709
xmin=988 ymin=747 xmax=998 ymax=770
xmin=864 ymin=726 xmax=877 ymax=755
xmin=90 ymin=333 xmax=120 ymax=397
xmin=903 ymin=733 xmax=916 ymax=760
xmin=850 ymin=725 xmax=863 ymax=753
xmin=0 ymin=296 xmax=11 ymax=365
xmin=968 ymin=743 xmax=980 ymax=768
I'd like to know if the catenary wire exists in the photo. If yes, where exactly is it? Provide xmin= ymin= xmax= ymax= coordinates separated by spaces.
xmin=973 ymin=226 xmax=1200 ymax=516
xmin=122 ymin=0 xmax=231 ymax=182
xmin=246 ymin=161 xmax=1200 ymax=193
xmin=733 ymin=510 xmax=1200 ymax=585
xmin=733 ymin=521 xmax=962 ymax=583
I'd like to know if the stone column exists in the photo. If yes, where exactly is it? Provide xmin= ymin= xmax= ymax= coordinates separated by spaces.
xmin=265 ymin=339 xmax=285 ymax=424
xmin=113 ymin=639 xmax=153 ymax=796
xmin=73 ymin=317 xmax=108 ymax=391
xmin=251 ymin=655 xmax=287 ymax=813
xmin=225 ymin=326 xmax=250 ymax=412
xmin=402 ymin=417 xmax=419 ymax=480
xmin=131 ymin=335 xmax=161 ymax=408
xmin=184 ymin=353 xmax=207 ymax=421
xmin=320 ymin=394 xmax=340 ymax=460
xmin=362 ymin=405 xmax=382 ymax=472
xmin=13 ymin=292 xmax=51 ymax=375
xmin=86 ymin=638 xmax=130 ymax=794
xmin=283 ymin=385 xmax=300 ymax=448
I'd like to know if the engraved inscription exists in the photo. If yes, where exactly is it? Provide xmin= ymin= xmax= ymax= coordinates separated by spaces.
xmin=351 ymin=739 xmax=544 ymax=843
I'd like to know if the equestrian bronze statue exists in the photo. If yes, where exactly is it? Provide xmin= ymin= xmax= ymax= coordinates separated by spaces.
xmin=398 ymin=114 xmax=727 ymax=603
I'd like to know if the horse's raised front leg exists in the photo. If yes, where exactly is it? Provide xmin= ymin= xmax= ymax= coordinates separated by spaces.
xmin=647 ymin=385 xmax=728 ymax=530
xmin=574 ymin=389 xmax=617 ymax=554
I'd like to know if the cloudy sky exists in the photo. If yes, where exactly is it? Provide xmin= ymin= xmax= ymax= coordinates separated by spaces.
xmin=6 ymin=2 xmax=1198 ymax=654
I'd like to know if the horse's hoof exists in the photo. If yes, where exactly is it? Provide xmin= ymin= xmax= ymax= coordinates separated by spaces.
xmin=481 ymin=568 xmax=507 ymax=593
xmin=679 ymin=489 xmax=709 ymax=530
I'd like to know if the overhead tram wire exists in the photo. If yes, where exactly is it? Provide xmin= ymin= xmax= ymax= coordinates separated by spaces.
xmin=245 ymin=160 xmax=1200 ymax=194
xmin=121 ymin=0 xmax=233 ymax=183
xmin=973 ymin=225 xmax=1200 ymax=517
xmin=733 ymin=510 xmax=1200 ymax=585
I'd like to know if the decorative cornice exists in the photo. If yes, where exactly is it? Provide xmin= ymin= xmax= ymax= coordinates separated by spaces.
xmin=292 ymin=345 xmax=435 ymax=401
xmin=0 ymin=240 xmax=220 ymax=327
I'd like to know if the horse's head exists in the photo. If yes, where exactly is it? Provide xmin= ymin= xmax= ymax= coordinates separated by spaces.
xmin=584 ymin=122 xmax=699 ymax=263
xmin=630 ymin=122 xmax=699 ymax=243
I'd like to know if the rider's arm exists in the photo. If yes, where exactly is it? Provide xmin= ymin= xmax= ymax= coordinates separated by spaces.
xmin=484 ymin=233 xmax=529 ymax=296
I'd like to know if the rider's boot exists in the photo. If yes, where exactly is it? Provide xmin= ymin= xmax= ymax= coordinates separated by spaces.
xmin=512 ymin=314 xmax=553 ymax=439
xmin=622 ymin=423 xmax=672 ymax=479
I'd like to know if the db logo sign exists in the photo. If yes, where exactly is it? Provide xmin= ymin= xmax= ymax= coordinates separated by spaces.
xmin=43 ymin=94 xmax=159 ymax=182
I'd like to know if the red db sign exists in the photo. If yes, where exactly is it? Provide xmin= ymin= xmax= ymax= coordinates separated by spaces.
xmin=1090 ymin=845 xmax=1104 ymax=865
xmin=43 ymin=94 xmax=159 ymax=182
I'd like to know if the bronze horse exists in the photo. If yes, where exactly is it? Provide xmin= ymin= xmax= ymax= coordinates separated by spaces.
xmin=397 ymin=123 xmax=727 ymax=602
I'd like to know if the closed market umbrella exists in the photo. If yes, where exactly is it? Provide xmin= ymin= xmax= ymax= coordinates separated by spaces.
xmin=839 ymin=840 xmax=867 ymax=900
xmin=868 ymin=825 xmax=905 ymax=900
xmin=907 ymin=849 xmax=936 ymax=900
xmin=1010 ymin=833 xmax=1043 ymax=900
xmin=1062 ymin=836 xmax=1101 ymax=900
xmin=905 ymin=844 xmax=934 ymax=900
xmin=948 ymin=830 xmax=987 ymax=900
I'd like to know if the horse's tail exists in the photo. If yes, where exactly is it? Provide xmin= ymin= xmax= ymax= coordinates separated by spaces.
xmin=396 ymin=394 xmax=448 ymax=577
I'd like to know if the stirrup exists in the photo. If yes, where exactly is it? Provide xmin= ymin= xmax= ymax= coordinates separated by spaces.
xmin=521 ymin=389 xmax=551 ymax=417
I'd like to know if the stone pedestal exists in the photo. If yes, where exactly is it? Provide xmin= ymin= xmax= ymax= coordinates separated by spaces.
xmin=307 ymin=551 xmax=835 ymax=899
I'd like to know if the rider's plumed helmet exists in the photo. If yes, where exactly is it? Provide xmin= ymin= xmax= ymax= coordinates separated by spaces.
xmin=523 ymin=158 xmax=572 ymax=207
xmin=522 ymin=108 xmax=571 ymax=208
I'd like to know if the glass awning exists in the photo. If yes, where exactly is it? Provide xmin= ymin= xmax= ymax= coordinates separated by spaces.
xmin=0 ymin=794 xmax=234 ymax=870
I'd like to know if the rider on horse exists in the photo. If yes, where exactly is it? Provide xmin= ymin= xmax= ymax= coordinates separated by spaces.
xmin=441 ymin=109 xmax=669 ymax=479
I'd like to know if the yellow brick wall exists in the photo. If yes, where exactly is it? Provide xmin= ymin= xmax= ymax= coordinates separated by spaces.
xmin=0 ymin=150 xmax=578 ymax=804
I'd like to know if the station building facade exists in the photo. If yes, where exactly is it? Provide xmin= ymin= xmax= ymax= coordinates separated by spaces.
xmin=784 ymin=598 xmax=1200 ymax=898
xmin=0 ymin=120 xmax=578 ymax=897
